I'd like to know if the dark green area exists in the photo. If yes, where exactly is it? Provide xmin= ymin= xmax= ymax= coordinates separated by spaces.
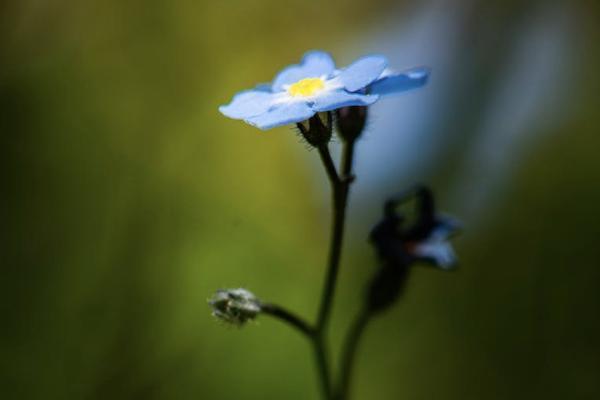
xmin=1 ymin=1 xmax=599 ymax=399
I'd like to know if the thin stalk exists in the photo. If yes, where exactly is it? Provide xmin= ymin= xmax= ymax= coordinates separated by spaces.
xmin=341 ymin=140 xmax=355 ymax=180
xmin=316 ymin=140 xmax=355 ymax=332
xmin=336 ymin=309 xmax=372 ymax=400
xmin=313 ymin=336 xmax=332 ymax=398
xmin=261 ymin=303 xmax=314 ymax=338
xmin=312 ymin=139 xmax=356 ymax=399
xmin=317 ymin=145 xmax=341 ymax=186
xmin=262 ymin=302 xmax=331 ymax=397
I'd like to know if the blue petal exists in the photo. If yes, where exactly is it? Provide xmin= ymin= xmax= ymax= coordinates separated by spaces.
xmin=311 ymin=90 xmax=379 ymax=112
xmin=253 ymin=83 xmax=273 ymax=92
xmin=413 ymin=241 xmax=457 ymax=270
xmin=431 ymin=216 xmax=462 ymax=240
xmin=272 ymin=51 xmax=336 ymax=92
xmin=219 ymin=89 xmax=276 ymax=119
xmin=338 ymin=55 xmax=388 ymax=92
xmin=246 ymin=101 xmax=315 ymax=130
xmin=413 ymin=215 xmax=460 ymax=269
xmin=369 ymin=67 xmax=430 ymax=96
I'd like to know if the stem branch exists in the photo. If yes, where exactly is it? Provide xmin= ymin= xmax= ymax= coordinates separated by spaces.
xmin=261 ymin=302 xmax=332 ymax=398
xmin=336 ymin=309 xmax=372 ymax=399
xmin=261 ymin=303 xmax=314 ymax=337
xmin=316 ymin=140 xmax=354 ymax=332
xmin=313 ymin=336 xmax=332 ymax=398
xmin=311 ymin=138 xmax=356 ymax=399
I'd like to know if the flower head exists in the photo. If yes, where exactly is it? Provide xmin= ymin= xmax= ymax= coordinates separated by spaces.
xmin=366 ymin=186 xmax=460 ymax=313
xmin=219 ymin=50 xmax=429 ymax=130
xmin=208 ymin=288 xmax=261 ymax=326
xmin=374 ymin=186 xmax=461 ymax=270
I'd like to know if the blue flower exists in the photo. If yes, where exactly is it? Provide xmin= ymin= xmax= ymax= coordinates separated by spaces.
xmin=219 ymin=50 xmax=429 ymax=130
xmin=366 ymin=186 xmax=459 ymax=312
xmin=407 ymin=215 xmax=460 ymax=269
xmin=372 ymin=186 xmax=461 ymax=270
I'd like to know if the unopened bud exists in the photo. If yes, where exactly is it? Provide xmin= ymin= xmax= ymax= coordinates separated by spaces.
xmin=208 ymin=288 xmax=261 ymax=326
xmin=335 ymin=106 xmax=367 ymax=142
xmin=297 ymin=112 xmax=332 ymax=147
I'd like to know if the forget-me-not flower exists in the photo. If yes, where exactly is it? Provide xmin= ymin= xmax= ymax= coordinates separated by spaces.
xmin=372 ymin=186 xmax=461 ymax=270
xmin=366 ymin=186 xmax=460 ymax=312
xmin=219 ymin=50 xmax=429 ymax=130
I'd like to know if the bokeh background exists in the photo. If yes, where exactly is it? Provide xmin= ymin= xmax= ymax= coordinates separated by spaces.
xmin=2 ymin=0 xmax=600 ymax=399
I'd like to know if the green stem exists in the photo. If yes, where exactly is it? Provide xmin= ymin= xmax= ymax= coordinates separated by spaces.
xmin=312 ymin=139 xmax=356 ymax=399
xmin=316 ymin=141 xmax=354 ymax=332
xmin=336 ymin=309 xmax=372 ymax=400
xmin=341 ymin=140 xmax=355 ymax=180
xmin=261 ymin=302 xmax=331 ymax=398
xmin=261 ymin=303 xmax=314 ymax=337
xmin=317 ymin=145 xmax=341 ymax=186
xmin=313 ymin=335 xmax=332 ymax=398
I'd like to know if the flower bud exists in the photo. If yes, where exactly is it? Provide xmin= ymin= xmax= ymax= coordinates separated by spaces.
xmin=366 ymin=263 xmax=409 ymax=314
xmin=296 ymin=112 xmax=332 ymax=147
xmin=335 ymin=106 xmax=367 ymax=142
xmin=208 ymin=288 xmax=261 ymax=326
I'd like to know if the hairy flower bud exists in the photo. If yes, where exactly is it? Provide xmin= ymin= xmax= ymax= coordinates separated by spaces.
xmin=208 ymin=288 xmax=261 ymax=326
xmin=335 ymin=106 xmax=367 ymax=142
xmin=297 ymin=112 xmax=332 ymax=147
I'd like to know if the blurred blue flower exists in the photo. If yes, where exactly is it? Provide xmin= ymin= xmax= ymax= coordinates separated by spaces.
xmin=367 ymin=186 xmax=459 ymax=312
xmin=219 ymin=50 xmax=429 ymax=130
xmin=373 ymin=186 xmax=461 ymax=270
xmin=407 ymin=215 xmax=460 ymax=269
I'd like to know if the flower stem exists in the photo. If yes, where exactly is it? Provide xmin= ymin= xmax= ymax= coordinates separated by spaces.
xmin=335 ymin=309 xmax=372 ymax=400
xmin=341 ymin=140 xmax=355 ymax=181
xmin=261 ymin=138 xmax=356 ymax=400
xmin=261 ymin=303 xmax=314 ymax=337
xmin=312 ymin=138 xmax=356 ymax=399
xmin=316 ymin=139 xmax=355 ymax=332
xmin=261 ymin=303 xmax=332 ymax=398
xmin=313 ymin=335 xmax=332 ymax=398
xmin=317 ymin=145 xmax=341 ymax=186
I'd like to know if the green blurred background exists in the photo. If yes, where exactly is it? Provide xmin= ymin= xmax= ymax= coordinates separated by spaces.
xmin=2 ymin=0 xmax=599 ymax=399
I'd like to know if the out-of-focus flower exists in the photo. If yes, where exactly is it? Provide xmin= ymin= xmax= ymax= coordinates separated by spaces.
xmin=219 ymin=51 xmax=429 ymax=130
xmin=208 ymin=288 xmax=261 ymax=326
xmin=377 ymin=186 xmax=461 ymax=269
xmin=366 ymin=186 xmax=460 ymax=312
xmin=406 ymin=216 xmax=460 ymax=269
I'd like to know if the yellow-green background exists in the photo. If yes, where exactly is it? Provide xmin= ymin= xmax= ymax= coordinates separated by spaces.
xmin=2 ymin=1 xmax=599 ymax=399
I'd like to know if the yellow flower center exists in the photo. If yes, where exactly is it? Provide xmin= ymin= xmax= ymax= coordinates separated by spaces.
xmin=288 ymin=78 xmax=325 ymax=97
